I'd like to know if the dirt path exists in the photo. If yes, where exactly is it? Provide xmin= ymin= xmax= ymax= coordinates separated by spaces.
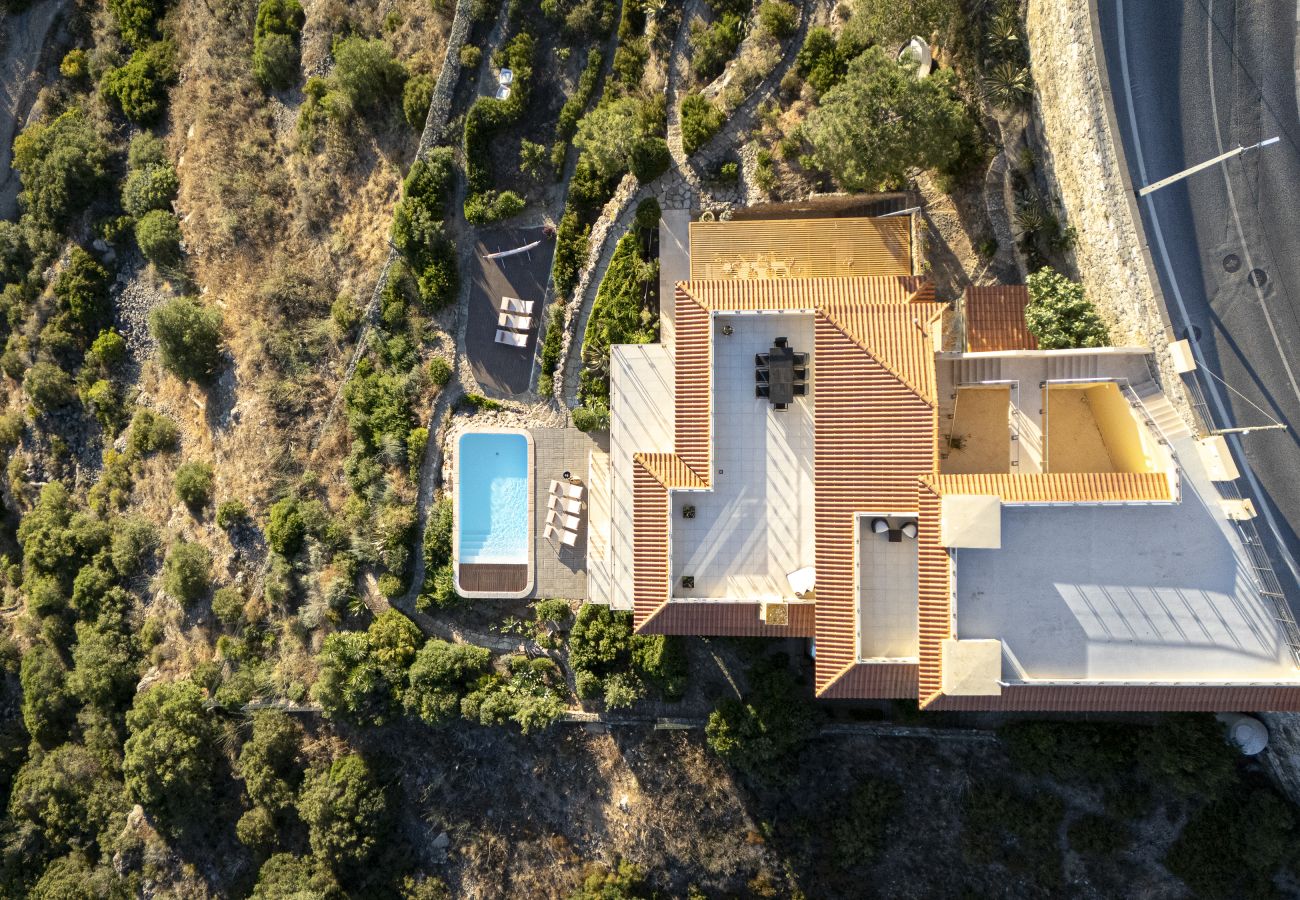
xmin=0 ymin=0 xmax=71 ymax=220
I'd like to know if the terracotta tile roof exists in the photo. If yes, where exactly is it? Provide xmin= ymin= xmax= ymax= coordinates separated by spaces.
xmin=638 ymin=601 xmax=816 ymax=637
xmin=818 ymin=661 xmax=919 ymax=699
xmin=923 ymin=472 xmax=1173 ymax=504
xmin=672 ymin=292 xmax=712 ymax=480
xmin=915 ymin=483 xmax=952 ymax=705
xmin=688 ymin=216 xmax=912 ymax=280
xmin=964 ymin=285 xmax=1038 ymax=352
xmin=633 ymin=452 xmax=709 ymax=490
xmin=631 ymin=459 xmax=671 ymax=630
xmin=925 ymin=684 xmax=1300 ymax=712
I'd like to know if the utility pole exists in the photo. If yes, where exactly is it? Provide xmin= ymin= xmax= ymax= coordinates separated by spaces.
xmin=1138 ymin=137 xmax=1280 ymax=196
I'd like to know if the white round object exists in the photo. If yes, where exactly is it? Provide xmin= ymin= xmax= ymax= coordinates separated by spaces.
xmin=898 ymin=37 xmax=933 ymax=79
xmin=1218 ymin=713 xmax=1269 ymax=755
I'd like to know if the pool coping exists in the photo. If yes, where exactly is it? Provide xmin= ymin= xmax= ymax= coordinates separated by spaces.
xmin=452 ymin=426 xmax=535 ymax=600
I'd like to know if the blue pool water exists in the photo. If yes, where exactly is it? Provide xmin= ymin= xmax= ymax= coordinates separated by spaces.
xmin=457 ymin=432 xmax=529 ymax=564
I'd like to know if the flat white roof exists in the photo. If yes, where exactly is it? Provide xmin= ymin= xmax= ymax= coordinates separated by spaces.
xmin=671 ymin=312 xmax=816 ymax=600
xmin=955 ymin=433 xmax=1300 ymax=683
xmin=606 ymin=344 xmax=674 ymax=610
xmin=858 ymin=516 xmax=920 ymax=659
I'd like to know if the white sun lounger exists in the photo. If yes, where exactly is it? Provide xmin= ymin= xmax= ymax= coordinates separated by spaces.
xmin=498 ymin=312 xmax=532 ymax=331
xmin=501 ymin=296 xmax=535 ymax=315
xmin=495 ymin=329 xmax=528 ymax=347
xmin=546 ymin=509 xmax=580 ymax=532
xmin=550 ymin=480 xmax=584 ymax=501
xmin=548 ymin=494 xmax=582 ymax=516
xmin=544 ymin=522 xmax=563 ymax=543
xmin=559 ymin=527 xmax=579 ymax=548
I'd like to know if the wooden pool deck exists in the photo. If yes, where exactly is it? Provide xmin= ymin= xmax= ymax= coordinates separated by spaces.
xmin=458 ymin=563 xmax=530 ymax=594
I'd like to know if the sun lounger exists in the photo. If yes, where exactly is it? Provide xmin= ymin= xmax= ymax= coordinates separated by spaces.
xmin=546 ymin=509 xmax=580 ymax=532
xmin=559 ymin=527 xmax=579 ymax=548
xmin=498 ymin=312 xmax=532 ymax=331
xmin=501 ymin=296 xmax=535 ymax=315
xmin=550 ymin=480 xmax=584 ymax=501
xmin=548 ymin=494 xmax=582 ymax=516
xmin=544 ymin=522 xmax=563 ymax=543
xmin=495 ymin=329 xmax=528 ymax=347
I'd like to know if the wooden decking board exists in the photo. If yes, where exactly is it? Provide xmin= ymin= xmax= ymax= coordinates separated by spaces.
xmin=458 ymin=564 xmax=529 ymax=594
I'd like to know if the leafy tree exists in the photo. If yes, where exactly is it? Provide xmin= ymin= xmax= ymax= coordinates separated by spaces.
xmin=757 ymin=0 xmax=797 ymax=38
xmin=89 ymin=329 xmax=127 ymax=368
xmin=298 ymin=753 xmax=388 ymax=871
xmin=238 ymin=711 xmax=304 ymax=813
xmin=333 ymin=36 xmax=406 ymax=110
xmin=461 ymin=655 xmax=565 ymax=733
xmin=24 ymin=361 xmax=75 ymax=411
xmin=705 ymin=656 xmax=820 ymax=777
xmin=805 ymin=46 xmax=975 ymax=190
xmin=1024 ymin=267 xmax=1109 ymax=349
xmin=148 ymin=295 xmax=224 ymax=382
xmin=403 ymin=73 xmax=434 ymax=129
xmin=123 ymin=679 xmax=219 ymax=826
xmin=173 ymin=461 xmax=214 ymax=509
xmin=134 ymin=209 xmax=182 ymax=265
xmin=237 ymin=804 xmax=278 ymax=851
xmin=9 ymin=743 xmax=121 ymax=852
xmin=689 ymin=13 xmax=743 ymax=80
xmin=108 ymin=0 xmax=171 ymax=47
xmin=267 ymin=497 xmax=306 ymax=556
xmin=404 ymin=639 xmax=491 ymax=725
xmin=17 ymin=482 xmax=97 ymax=579
xmin=100 ymin=41 xmax=177 ymax=123
xmin=162 ymin=540 xmax=211 ymax=606
xmin=253 ymin=0 xmax=305 ymax=90
xmin=121 ymin=160 xmax=178 ymax=217
xmin=0 ymin=220 xmax=29 ymax=286
xmin=110 ymin=516 xmax=158 ymax=576
xmin=795 ymin=26 xmax=846 ymax=94
xmin=313 ymin=611 xmax=422 ymax=724
xmin=11 ymin=108 xmax=110 ymax=231
xmin=573 ymin=98 xmax=650 ymax=183
xmin=250 ymin=853 xmax=342 ymax=899
xmin=20 ymin=642 xmax=75 ymax=748
xmin=212 ymin=585 xmax=245 ymax=624
xmin=127 ymin=130 xmax=167 ymax=170
xmin=53 ymin=248 xmax=111 ymax=334
xmin=68 ymin=620 xmax=138 ymax=710
xmin=27 ymin=851 xmax=132 ymax=900
xmin=1165 ymin=786 xmax=1300 ymax=899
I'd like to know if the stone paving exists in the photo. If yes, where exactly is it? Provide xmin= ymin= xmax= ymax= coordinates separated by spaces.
xmin=530 ymin=427 xmax=608 ymax=599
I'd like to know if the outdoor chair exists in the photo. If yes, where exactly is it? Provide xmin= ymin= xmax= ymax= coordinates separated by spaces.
xmin=755 ymin=353 xmax=769 ymax=366
xmin=559 ymin=528 xmax=579 ymax=548
xmin=756 ymin=385 xmax=770 ymax=399
xmin=792 ymin=353 xmax=808 ymax=366
xmin=774 ymin=336 xmax=789 ymax=348
xmin=548 ymin=494 xmax=581 ymax=516
xmin=550 ymin=480 xmax=584 ymax=501
xmin=500 ymin=296 xmax=535 ymax=315
xmin=498 ymin=312 xmax=532 ymax=331
xmin=755 ymin=368 xmax=769 ymax=383
xmin=793 ymin=367 xmax=808 ymax=380
xmin=793 ymin=383 xmax=807 ymax=396
xmin=494 ymin=329 xmax=527 ymax=347
xmin=543 ymin=522 xmax=563 ymax=543
xmin=774 ymin=402 xmax=788 ymax=411
xmin=547 ymin=509 xmax=580 ymax=532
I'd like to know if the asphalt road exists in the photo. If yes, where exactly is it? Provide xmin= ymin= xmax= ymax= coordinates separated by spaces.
xmin=1097 ymin=0 xmax=1300 ymax=596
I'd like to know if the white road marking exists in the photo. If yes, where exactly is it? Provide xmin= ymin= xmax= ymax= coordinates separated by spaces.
xmin=1115 ymin=0 xmax=1300 ymax=586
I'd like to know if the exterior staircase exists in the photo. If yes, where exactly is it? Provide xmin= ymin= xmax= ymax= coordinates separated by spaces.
xmin=956 ymin=357 xmax=1003 ymax=383
xmin=1131 ymin=381 xmax=1194 ymax=441
xmin=1046 ymin=353 xmax=1100 ymax=380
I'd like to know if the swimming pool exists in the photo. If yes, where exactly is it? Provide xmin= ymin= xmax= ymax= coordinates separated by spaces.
xmin=454 ymin=429 xmax=533 ymax=598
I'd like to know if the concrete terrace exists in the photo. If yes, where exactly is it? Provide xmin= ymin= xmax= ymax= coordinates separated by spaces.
xmin=670 ymin=312 xmax=815 ymax=599
xmin=955 ymin=432 xmax=1300 ymax=684
xmin=531 ymin=427 xmax=603 ymax=600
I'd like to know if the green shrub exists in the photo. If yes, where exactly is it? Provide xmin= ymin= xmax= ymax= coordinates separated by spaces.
xmin=149 ymin=296 xmax=224 ymax=382
xmin=459 ymin=44 xmax=482 ymax=69
xmin=463 ymin=190 xmax=526 ymax=225
xmin=1024 ymin=267 xmax=1109 ymax=349
xmin=24 ymin=361 xmax=75 ymax=411
xmin=216 ymin=499 xmax=248 ymax=529
xmin=552 ymin=210 xmax=589 ymax=300
xmin=630 ymin=137 xmax=670 ymax=182
xmin=460 ymin=655 xmax=565 ymax=733
xmin=462 ymin=33 xmax=534 ymax=199
xmin=299 ymin=754 xmax=389 ymax=871
xmin=11 ymin=108 xmax=111 ymax=232
xmin=237 ymin=709 xmax=305 ymax=813
xmin=162 ymin=540 xmax=211 ymax=606
xmin=267 ymin=497 xmax=306 ymax=556
xmin=402 ymin=73 xmax=434 ymax=129
xmin=758 ymin=0 xmax=798 ymax=38
xmin=253 ymin=0 xmax=305 ymax=90
xmin=110 ymin=517 xmax=158 ymax=576
xmin=100 ymin=41 xmax=177 ymax=124
xmin=1165 ymin=786 xmax=1300 ymax=900
xmin=961 ymin=781 xmax=1064 ymax=886
xmin=572 ymin=404 xmax=609 ymax=432
xmin=680 ymin=93 xmax=723 ymax=155
xmin=579 ymin=232 xmax=657 ymax=405
xmin=634 ymin=197 xmax=661 ymax=234
xmin=795 ymin=27 xmax=846 ymax=95
xmin=53 ymin=247 xmax=111 ymax=335
xmin=134 ymin=209 xmax=182 ymax=265
xmin=705 ymin=656 xmax=820 ymax=777
xmin=313 ymin=610 xmax=423 ymax=724
xmin=211 ymin=585 xmax=245 ymax=624
xmin=108 ymin=0 xmax=171 ymax=47
xmin=428 ymin=356 xmax=452 ymax=387
xmin=60 ymin=48 xmax=90 ymax=81
xmin=690 ymin=14 xmax=744 ymax=81
xmin=128 ymin=407 xmax=180 ymax=454
xmin=250 ymin=854 xmax=341 ymax=899
xmin=830 ymin=778 xmax=901 ymax=866
xmin=333 ymin=36 xmax=406 ymax=111
xmin=555 ymin=48 xmax=604 ymax=146
xmin=404 ymin=639 xmax=492 ymax=725
xmin=20 ymin=642 xmax=74 ymax=748
xmin=89 ymin=329 xmax=127 ymax=367
xmin=173 ymin=461 xmax=214 ymax=509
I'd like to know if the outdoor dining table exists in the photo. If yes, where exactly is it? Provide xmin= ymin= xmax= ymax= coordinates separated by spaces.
xmin=767 ymin=345 xmax=795 ymax=404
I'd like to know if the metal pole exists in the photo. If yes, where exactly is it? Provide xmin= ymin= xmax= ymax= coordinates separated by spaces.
xmin=1212 ymin=424 xmax=1288 ymax=435
xmin=1138 ymin=137 xmax=1280 ymax=196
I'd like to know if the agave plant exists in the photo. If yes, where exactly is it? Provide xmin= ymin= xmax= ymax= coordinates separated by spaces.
xmin=985 ymin=59 xmax=1033 ymax=109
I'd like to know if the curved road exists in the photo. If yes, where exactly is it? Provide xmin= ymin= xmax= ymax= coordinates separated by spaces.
xmin=1097 ymin=0 xmax=1300 ymax=597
